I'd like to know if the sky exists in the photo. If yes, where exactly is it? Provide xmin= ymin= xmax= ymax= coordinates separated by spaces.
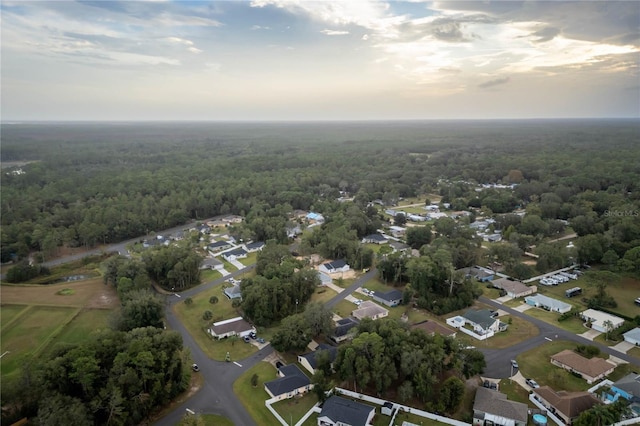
xmin=1 ymin=0 xmax=639 ymax=121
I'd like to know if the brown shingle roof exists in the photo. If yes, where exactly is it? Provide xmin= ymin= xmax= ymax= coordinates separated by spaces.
xmin=533 ymin=386 xmax=600 ymax=419
xmin=551 ymin=349 xmax=615 ymax=378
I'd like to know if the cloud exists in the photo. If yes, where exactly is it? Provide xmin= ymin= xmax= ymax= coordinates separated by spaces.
xmin=478 ymin=76 xmax=510 ymax=88
xmin=320 ymin=29 xmax=349 ymax=36
xmin=251 ymin=25 xmax=271 ymax=30
xmin=530 ymin=26 xmax=560 ymax=43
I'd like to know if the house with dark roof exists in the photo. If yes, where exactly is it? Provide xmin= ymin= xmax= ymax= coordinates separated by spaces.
xmin=473 ymin=387 xmax=528 ymax=426
xmin=447 ymin=309 xmax=506 ymax=340
xmin=491 ymin=278 xmax=536 ymax=298
xmin=331 ymin=317 xmax=359 ymax=343
xmin=264 ymin=364 xmax=312 ymax=402
xmin=411 ymin=320 xmax=456 ymax=338
xmin=550 ymin=349 xmax=616 ymax=384
xmin=298 ymin=344 xmax=338 ymax=375
xmin=388 ymin=241 xmax=410 ymax=253
xmin=208 ymin=240 xmax=232 ymax=252
xmin=209 ymin=317 xmax=255 ymax=339
xmin=222 ymin=248 xmax=248 ymax=261
xmin=456 ymin=266 xmax=494 ymax=282
xmin=371 ymin=289 xmax=403 ymax=307
xmin=244 ymin=241 xmax=265 ymax=252
xmin=532 ymin=386 xmax=600 ymax=425
xmin=200 ymin=257 xmax=224 ymax=271
xmin=223 ymin=284 xmax=242 ymax=300
xmin=319 ymin=259 xmax=350 ymax=275
xmin=361 ymin=233 xmax=388 ymax=244
xmin=609 ymin=373 xmax=640 ymax=403
xmin=317 ymin=395 xmax=375 ymax=426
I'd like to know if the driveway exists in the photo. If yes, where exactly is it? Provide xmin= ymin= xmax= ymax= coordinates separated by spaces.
xmin=495 ymin=296 xmax=512 ymax=304
xmin=229 ymin=259 xmax=244 ymax=269
xmin=612 ymin=341 xmax=635 ymax=353
xmin=578 ymin=329 xmax=602 ymax=341
xmin=218 ymin=268 xmax=230 ymax=276
xmin=513 ymin=304 xmax=533 ymax=313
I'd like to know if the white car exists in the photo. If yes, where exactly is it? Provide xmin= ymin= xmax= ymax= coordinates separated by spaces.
xmin=353 ymin=299 xmax=362 ymax=305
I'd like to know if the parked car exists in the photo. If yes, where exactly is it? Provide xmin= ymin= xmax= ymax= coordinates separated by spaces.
xmin=526 ymin=378 xmax=539 ymax=388
xmin=257 ymin=337 xmax=265 ymax=344
xmin=511 ymin=360 xmax=519 ymax=369
xmin=243 ymin=336 xmax=251 ymax=343
xmin=192 ymin=364 xmax=200 ymax=372
xmin=249 ymin=331 xmax=257 ymax=339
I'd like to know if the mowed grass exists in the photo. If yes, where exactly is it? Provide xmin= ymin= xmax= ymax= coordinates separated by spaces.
xmin=233 ymin=361 xmax=279 ymax=426
xmin=272 ymin=392 xmax=318 ymax=425
xmin=173 ymin=285 xmax=257 ymax=361
xmin=47 ymin=309 xmax=113 ymax=351
xmin=310 ymin=287 xmax=338 ymax=305
xmin=498 ymin=380 xmax=535 ymax=408
xmin=525 ymin=307 xmax=588 ymax=334
xmin=1 ymin=304 xmax=30 ymax=330
xmin=1 ymin=305 xmax=79 ymax=379
xmin=0 ymin=278 xmax=114 ymax=307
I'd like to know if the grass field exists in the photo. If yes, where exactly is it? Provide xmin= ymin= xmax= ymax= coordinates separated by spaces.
xmin=498 ymin=379 xmax=536 ymax=408
xmin=200 ymin=268 xmax=223 ymax=283
xmin=525 ymin=307 xmax=588 ymax=334
xmin=309 ymin=287 xmax=338 ymax=305
xmin=1 ymin=278 xmax=118 ymax=308
xmin=272 ymin=392 xmax=318 ymax=425
xmin=47 ymin=309 xmax=113 ymax=352
xmin=233 ymin=361 xmax=280 ymax=426
xmin=239 ymin=252 xmax=258 ymax=266
xmin=332 ymin=299 xmax=359 ymax=318
xmin=172 ymin=284 xmax=257 ymax=361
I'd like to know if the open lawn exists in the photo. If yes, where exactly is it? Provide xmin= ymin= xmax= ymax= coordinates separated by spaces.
xmin=628 ymin=346 xmax=640 ymax=360
xmin=173 ymin=285 xmax=257 ymax=361
xmin=310 ymin=287 xmax=338 ymax=305
xmin=498 ymin=379 xmax=536 ymax=408
xmin=233 ymin=361 xmax=279 ymax=426
xmin=200 ymin=269 xmax=223 ymax=283
xmin=332 ymin=299 xmax=359 ymax=318
xmin=0 ymin=304 xmax=29 ymax=330
xmin=517 ymin=340 xmax=595 ymax=392
xmin=1 ymin=305 xmax=79 ymax=379
xmin=272 ymin=392 xmax=318 ymax=425
xmin=239 ymin=252 xmax=258 ymax=266
xmin=47 ymin=308 xmax=113 ymax=352
xmin=1 ymin=278 xmax=119 ymax=308
xmin=361 ymin=277 xmax=399 ymax=293
xmin=525 ymin=307 xmax=587 ymax=334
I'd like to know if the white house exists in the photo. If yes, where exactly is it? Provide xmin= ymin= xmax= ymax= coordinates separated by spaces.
xmin=222 ymin=248 xmax=248 ymax=262
xmin=208 ymin=317 xmax=255 ymax=339
xmin=319 ymin=259 xmax=350 ymax=275
xmin=580 ymin=309 xmax=625 ymax=333
xmin=447 ymin=309 xmax=507 ymax=340
xmin=243 ymin=241 xmax=265 ymax=253
xmin=623 ymin=327 xmax=640 ymax=346
xmin=525 ymin=294 xmax=571 ymax=314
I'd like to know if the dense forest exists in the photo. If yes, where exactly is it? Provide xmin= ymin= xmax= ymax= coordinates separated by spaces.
xmin=2 ymin=120 xmax=639 ymax=266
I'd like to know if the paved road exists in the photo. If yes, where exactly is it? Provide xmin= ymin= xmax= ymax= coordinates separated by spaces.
xmin=325 ymin=269 xmax=378 ymax=309
xmin=479 ymin=296 xmax=640 ymax=379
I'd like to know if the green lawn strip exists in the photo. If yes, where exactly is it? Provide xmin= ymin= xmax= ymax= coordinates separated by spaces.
xmin=592 ymin=333 xmax=618 ymax=347
xmin=332 ymin=299 xmax=358 ymax=318
xmin=45 ymin=309 xmax=112 ymax=353
xmin=310 ymin=287 xmax=338 ymax=305
xmin=239 ymin=252 xmax=258 ymax=266
xmin=221 ymin=258 xmax=237 ymax=272
xmin=0 ymin=304 xmax=31 ymax=331
xmin=200 ymin=269 xmax=222 ymax=283
xmin=453 ymin=313 xmax=539 ymax=351
xmin=502 ymin=298 xmax=524 ymax=308
xmin=498 ymin=380 xmax=536 ymax=408
xmin=598 ymin=275 xmax=640 ymax=319
xmin=333 ymin=278 xmax=356 ymax=289
xmin=233 ymin=361 xmax=280 ymax=426
xmin=173 ymin=285 xmax=257 ymax=361
xmin=516 ymin=340 xmax=593 ymax=392
xmin=272 ymin=392 xmax=318 ymax=425
xmin=525 ymin=308 xmax=587 ymax=334
xmin=199 ymin=414 xmax=234 ymax=426
xmin=627 ymin=346 xmax=640 ymax=360
xmin=361 ymin=277 xmax=399 ymax=293
xmin=608 ymin=363 xmax=634 ymax=383
xmin=481 ymin=286 xmax=503 ymax=300
xmin=1 ymin=306 xmax=79 ymax=380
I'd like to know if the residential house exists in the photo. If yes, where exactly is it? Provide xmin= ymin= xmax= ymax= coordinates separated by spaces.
xmin=352 ymin=301 xmax=389 ymax=321
xmin=388 ymin=241 xmax=410 ymax=253
xmin=319 ymin=259 xmax=350 ymax=275
xmin=491 ymin=278 xmax=536 ymax=299
xmin=472 ymin=387 xmax=528 ymax=426
xmin=264 ymin=364 xmax=312 ymax=402
xmin=223 ymin=248 xmax=248 ymax=261
xmin=317 ymin=395 xmax=375 ymax=426
xmin=244 ymin=241 xmax=265 ymax=252
xmin=306 ymin=212 xmax=325 ymax=224
xmin=197 ymin=224 xmax=211 ymax=234
xmin=221 ymin=215 xmax=244 ymax=224
xmin=609 ymin=373 xmax=640 ymax=403
xmin=331 ymin=317 xmax=359 ymax=343
xmin=550 ymin=349 xmax=616 ymax=384
xmin=223 ymin=284 xmax=242 ymax=300
xmin=457 ymin=266 xmax=494 ymax=282
xmin=447 ymin=309 xmax=506 ymax=337
xmin=481 ymin=233 xmax=503 ymax=242
xmin=286 ymin=224 xmax=302 ymax=239
xmin=532 ymin=386 xmax=600 ymax=425
xmin=427 ymin=212 xmax=448 ymax=220
xmin=385 ymin=209 xmax=398 ymax=217
xmin=389 ymin=226 xmax=406 ymax=237
xmin=408 ymin=214 xmax=427 ymax=222
xmin=525 ymin=294 xmax=571 ymax=314
xmin=209 ymin=317 xmax=255 ymax=340
xmin=623 ymin=327 xmax=640 ymax=346
xmin=298 ymin=344 xmax=338 ymax=375
xmin=470 ymin=221 xmax=489 ymax=231
xmin=200 ymin=257 xmax=224 ymax=271
xmin=361 ymin=233 xmax=388 ymax=244
xmin=580 ymin=309 xmax=625 ymax=334
xmin=208 ymin=240 xmax=232 ymax=252
xmin=143 ymin=236 xmax=169 ymax=248
xmin=371 ymin=289 xmax=403 ymax=307
xmin=411 ymin=320 xmax=456 ymax=338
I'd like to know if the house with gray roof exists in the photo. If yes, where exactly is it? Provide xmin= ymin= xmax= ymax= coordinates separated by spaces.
xmin=473 ymin=387 xmax=528 ymax=426
xmin=609 ymin=373 xmax=640 ymax=403
xmin=361 ymin=233 xmax=388 ymax=244
xmin=624 ymin=327 xmax=640 ymax=346
xmin=222 ymin=248 xmax=247 ymax=261
xmin=223 ymin=284 xmax=242 ymax=300
xmin=244 ymin=241 xmax=265 ymax=252
xmin=492 ymin=278 xmax=536 ymax=298
xmin=525 ymin=294 xmax=571 ymax=314
xmin=298 ymin=344 xmax=338 ymax=375
xmin=264 ymin=364 xmax=312 ymax=402
xmin=388 ymin=241 xmax=410 ymax=253
xmin=317 ymin=395 xmax=375 ymax=426
xmin=200 ymin=257 xmax=224 ymax=271
xmin=372 ymin=289 xmax=403 ymax=307
xmin=209 ymin=317 xmax=255 ymax=340
xmin=457 ymin=266 xmax=494 ymax=282
xmin=352 ymin=301 xmax=389 ymax=321
xmin=208 ymin=240 xmax=232 ymax=252
xmin=331 ymin=317 xmax=359 ymax=343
